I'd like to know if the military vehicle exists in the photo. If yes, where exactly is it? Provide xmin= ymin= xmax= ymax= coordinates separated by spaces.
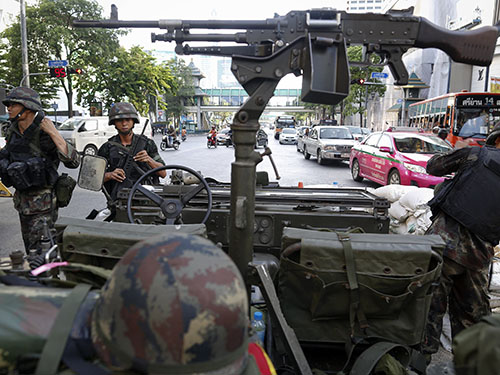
xmin=2 ymin=5 xmax=499 ymax=374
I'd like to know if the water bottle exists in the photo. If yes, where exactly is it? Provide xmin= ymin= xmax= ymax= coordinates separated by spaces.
xmin=251 ymin=311 xmax=266 ymax=345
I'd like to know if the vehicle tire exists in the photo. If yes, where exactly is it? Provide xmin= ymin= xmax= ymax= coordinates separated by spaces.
xmin=279 ymin=141 xmax=283 ymax=145
xmin=264 ymin=140 xmax=268 ymax=148
xmin=351 ymin=159 xmax=363 ymax=182
xmin=83 ymin=144 xmax=98 ymax=156
xmin=207 ymin=141 xmax=210 ymax=149
xmin=296 ymin=144 xmax=300 ymax=152
xmin=388 ymin=169 xmax=401 ymax=185
xmin=274 ymin=134 xmax=279 ymax=140
xmin=173 ymin=142 xmax=179 ymax=150
xmin=160 ymin=141 xmax=167 ymax=151
xmin=304 ymin=149 xmax=310 ymax=160
xmin=317 ymin=150 xmax=325 ymax=165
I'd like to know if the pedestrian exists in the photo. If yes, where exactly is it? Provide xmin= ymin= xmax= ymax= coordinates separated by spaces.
xmin=421 ymin=123 xmax=500 ymax=361
xmin=0 ymin=87 xmax=80 ymax=253
xmin=97 ymin=102 xmax=166 ymax=200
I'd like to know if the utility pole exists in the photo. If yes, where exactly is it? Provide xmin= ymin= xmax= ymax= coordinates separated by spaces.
xmin=20 ymin=0 xmax=30 ymax=87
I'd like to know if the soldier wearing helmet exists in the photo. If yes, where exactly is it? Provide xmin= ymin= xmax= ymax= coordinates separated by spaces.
xmin=422 ymin=122 xmax=500 ymax=360
xmin=0 ymin=233 xmax=275 ymax=375
xmin=97 ymin=102 xmax=166 ymax=199
xmin=0 ymin=87 xmax=80 ymax=252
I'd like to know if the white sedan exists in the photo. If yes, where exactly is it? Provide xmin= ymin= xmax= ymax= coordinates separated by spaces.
xmin=279 ymin=128 xmax=298 ymax=144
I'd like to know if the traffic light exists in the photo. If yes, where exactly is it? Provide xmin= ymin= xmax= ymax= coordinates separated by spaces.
xmin=350 ymin=78 xmax=365 ymax=85
xmin=67 ymin=67 xmax=84 ymax=75
xmin=49 ymin=67 xmax=67 ymax=78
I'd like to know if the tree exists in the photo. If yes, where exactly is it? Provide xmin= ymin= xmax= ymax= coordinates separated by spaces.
xmin=342 ymin=46 xmax=387 ymax=126
xmin=163 ymin=59 xmax=195 ymax=127
xmin=76 ymin=46 xmax=177 ymax=118
xmin=0 ymin=0 xmax=124 ymax=116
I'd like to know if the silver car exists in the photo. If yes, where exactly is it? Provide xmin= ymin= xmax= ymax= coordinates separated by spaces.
xmin=303 ymin=126 xmax=356 ymax=164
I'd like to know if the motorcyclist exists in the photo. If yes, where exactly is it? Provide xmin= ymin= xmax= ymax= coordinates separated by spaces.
xmin=181 ymin=126 xmax=187 ymax=141
xmin=166 ymin=124 xmax=177 ymax=147
xmin=208 ymin=125 xmax=217 ymax=146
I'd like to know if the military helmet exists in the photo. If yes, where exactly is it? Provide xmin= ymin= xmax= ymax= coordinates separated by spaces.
xmin=91 ymin=233 xmax=251 ymax=374
xmin=486 ymin=122 xmax=500 ymax=146
xmin=108 ymin=102 xmax=140 ymax=125
xmin=2 ymin=87 xmax=43 ymax=112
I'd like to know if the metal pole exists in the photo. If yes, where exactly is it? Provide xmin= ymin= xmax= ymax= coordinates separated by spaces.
xmin=364 ymin=85 xmax=369 ymax=127
xmin=20 ymin=72 xmax=49 ymax=87
xmin=20 ymin=0 xmax=30 ymax=87
xmin=401 ymin=88 xmax=406 ymax=126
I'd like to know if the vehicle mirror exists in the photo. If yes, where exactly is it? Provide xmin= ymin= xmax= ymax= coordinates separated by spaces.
xmin=379 ymin=146 xmax=392 ymax=153
xmin=77 ymin=155 xmax=107 ymax=191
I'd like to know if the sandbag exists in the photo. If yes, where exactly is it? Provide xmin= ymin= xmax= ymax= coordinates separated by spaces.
xmin=373 ymin=185 xmax=418 ymax=203
xmin=399 ymin=188 xmax=434 ymax=212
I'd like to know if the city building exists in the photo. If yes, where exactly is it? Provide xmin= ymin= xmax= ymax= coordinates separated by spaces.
xmin=346 ymin=0 xmax=386 ymax=12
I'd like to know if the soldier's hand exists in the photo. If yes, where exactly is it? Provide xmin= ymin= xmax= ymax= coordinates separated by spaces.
xmin=40 ymin=118 xmax=57 ymax=134
xmin=133 ymin=150 xmax=152 ymax=164
xmin=455 ymin=138 xmax=474 ymax=149
xmin=108 ymin=168 xmax=126 ymax=182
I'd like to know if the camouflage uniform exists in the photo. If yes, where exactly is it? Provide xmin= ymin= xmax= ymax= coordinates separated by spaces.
xmin=97 ymin=102 xmax=164 ymax=196
xmin=1 ymin=87 xmax=80 ymax=252
xmin=422 ymin=146 xmax=495 ymax=355
xmin=0 ymin=233 xmax=270 ymax=374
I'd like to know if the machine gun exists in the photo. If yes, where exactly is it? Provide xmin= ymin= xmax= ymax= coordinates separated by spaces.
xmin=74 ymin=7 xmax=499 ymax=282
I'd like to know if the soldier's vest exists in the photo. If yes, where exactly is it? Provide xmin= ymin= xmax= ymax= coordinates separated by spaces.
xmin=106 ymin=135 xmax=159 ymax=186
xmin=4 ymin=123 xmax=58 ymax=191
xmin=431 ymin=146 xmax=500 ymax=244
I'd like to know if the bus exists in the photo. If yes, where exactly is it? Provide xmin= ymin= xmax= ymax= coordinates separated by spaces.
xmin=273 ymin=115 xmax=296 ymax=139
xmin=408 ymin=92 xmax=500 ymax=146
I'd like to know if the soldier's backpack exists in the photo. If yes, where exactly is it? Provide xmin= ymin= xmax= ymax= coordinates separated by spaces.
xmin=453 ymin=314 xmax=500 ymax=375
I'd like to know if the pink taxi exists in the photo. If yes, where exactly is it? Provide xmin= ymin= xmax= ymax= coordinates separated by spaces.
xmin=349 ymin=131 xmax=452 ymax=187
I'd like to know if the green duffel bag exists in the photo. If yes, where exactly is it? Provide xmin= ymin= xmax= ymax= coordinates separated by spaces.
xmin=278 ymin=228 xmax=444 ymax=346
xmin=453 ymin=314 xmax=500 ymax=375
xmin=0 ymin=283 xmax=97 ymax=372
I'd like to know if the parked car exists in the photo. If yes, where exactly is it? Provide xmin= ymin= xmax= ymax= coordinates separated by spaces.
xmin=296 ymin=126 xmax=310 ymax=153
xmin=303 ymin=126 xmax=356 ymax=164
xmin=255 ymin=128 xmax=268 ymax=148
xmin=216 ymin=128 xmax=231 ymax=145
xmin=345 ymin=126 xmax=370 ymax=142
xmin=279 ymin=127 xmax=298 ymax=144
xmin=349 ymin=131 xmax=452 ymax=187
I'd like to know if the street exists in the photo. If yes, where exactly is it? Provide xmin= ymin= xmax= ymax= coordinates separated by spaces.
xmin=0 ymin=129 xmax=378 ymax=256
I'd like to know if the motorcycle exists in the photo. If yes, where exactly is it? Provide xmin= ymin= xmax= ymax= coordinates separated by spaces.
xmin=181 ymin=133 xmax=187 ymax=142
xmin=207 ymin=134 xmax=217 ymax=148
xmin=160 ymin=135 xmax=180 ymax=151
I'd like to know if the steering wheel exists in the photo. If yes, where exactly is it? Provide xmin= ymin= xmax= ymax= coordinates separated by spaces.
xmin=127 ymin=164 xmax=213 ymax=225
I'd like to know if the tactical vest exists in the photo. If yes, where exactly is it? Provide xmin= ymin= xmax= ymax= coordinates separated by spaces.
xmin=436 ymin=146 xmax=500 ymax=244
xmin=106 ymin=135 xmax=159 ymax=185
xmin=4 ymin=123 xmax=58 ymax=190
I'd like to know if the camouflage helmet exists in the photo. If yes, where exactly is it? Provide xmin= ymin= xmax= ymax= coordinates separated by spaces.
xmin=108 ymin=102 xmax=140 ymax=125
xmin=486 ymin=122 xmax=500 ymax=146
xmin=2 ymin=87 xmax=43 ymax=112
xmin=91 ymin=233 xmax=252 ymax=374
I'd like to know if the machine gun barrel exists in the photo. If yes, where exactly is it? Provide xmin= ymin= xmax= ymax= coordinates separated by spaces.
xmin=73 ymin=19 xmax=285 ymax=30
xmin=152 ymin=32 xmax=248 ymax=43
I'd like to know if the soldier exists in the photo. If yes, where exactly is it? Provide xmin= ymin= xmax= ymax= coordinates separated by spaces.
xmin=0 ymin=233 xmax=275 ymax=374
xmin=0 ymin=87 xmax=80 ymax=252
xmin=97 ymin=102 xmax=166 ymax=199
xmin=421 ymin=123 xmax=500 ymax=360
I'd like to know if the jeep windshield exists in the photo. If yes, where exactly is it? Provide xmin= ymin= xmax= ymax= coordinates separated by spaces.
xmin=320 ymin=127 xmax=353 ymax=139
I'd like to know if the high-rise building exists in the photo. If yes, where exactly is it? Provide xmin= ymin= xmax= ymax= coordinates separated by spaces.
xmin=346 ymin=0 xmax=386 ymax=12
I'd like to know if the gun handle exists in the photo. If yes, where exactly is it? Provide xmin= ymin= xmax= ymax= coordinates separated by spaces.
xmin=415 ymin=18 xmax=498 ymax=67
